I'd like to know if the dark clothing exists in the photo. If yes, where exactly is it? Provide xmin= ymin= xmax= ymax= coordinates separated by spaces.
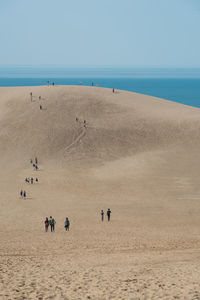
xmin=65 ymin=219 xmax=70 ymax=231
xmin=107 ymin=209 xmax=111 ymax=221
xmin=50 ymin=224 xmax=54 ymax=232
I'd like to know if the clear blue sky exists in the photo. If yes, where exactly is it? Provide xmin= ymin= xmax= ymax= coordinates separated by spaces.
xmin=0 ymin=0 xmax=200 ymax=67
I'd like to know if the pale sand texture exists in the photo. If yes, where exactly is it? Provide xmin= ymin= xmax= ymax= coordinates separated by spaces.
xmin=1 ymin=85 xmax=200 ymax=299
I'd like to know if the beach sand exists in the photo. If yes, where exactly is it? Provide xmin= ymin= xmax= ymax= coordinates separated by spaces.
xmin=0 ymin=85 xmax=200 ymax=299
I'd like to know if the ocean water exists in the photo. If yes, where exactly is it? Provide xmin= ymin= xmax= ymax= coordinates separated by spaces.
xmin=0 ymin=66 xmax=200 ymax=108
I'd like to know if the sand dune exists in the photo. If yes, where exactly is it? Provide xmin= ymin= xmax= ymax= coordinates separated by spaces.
xmin=1 ymin=85 xmax=200 ymax=299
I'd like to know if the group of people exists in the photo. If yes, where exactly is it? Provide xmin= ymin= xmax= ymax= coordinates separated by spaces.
xmin=47 ymin=81 xmax=55 ymax=86
xmin=44 ymin=217 xmax=70 ymax=232
xmin=30 ymin=157 xmax=39 ymax=171
xmin=29 ymin=91 xmax=44 ymax=110
xmin=101 ymin=209 xmax=112 ymax=221
xmin=20 ymin=190 xmax=26 ymax=199
xmin=44 ymin=216 xmax=56 ymax=232
xmin=20 ymin=157 xmax=40 ymax=200
xmin=75 ymin=117 xmax=87 ymax=128
xmin=25 ymin=177 xmax=38 ymax=184
xmin=44 ymin=210 xmax=112 ymax=233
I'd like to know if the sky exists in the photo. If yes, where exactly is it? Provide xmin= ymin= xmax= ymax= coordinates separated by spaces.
xmin=0 ymin=0 xmax=200 ymax=67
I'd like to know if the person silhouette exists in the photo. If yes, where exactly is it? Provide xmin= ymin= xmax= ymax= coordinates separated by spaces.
xmin=64 ymin=217 xmax=70 ymax=231
xmin=101 ymin=210 xmax=104 ymax=221
xmin=49 ymin=216 xmax=56 ymax=232
xmin=107 ymin=208 xmax=111 ymax=221
xmin=44 ymin=217 xmax=49 ymax=232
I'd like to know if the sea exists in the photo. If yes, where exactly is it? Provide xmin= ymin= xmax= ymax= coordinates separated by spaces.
xmin=0 ymin=66 xmax=200 ymax=108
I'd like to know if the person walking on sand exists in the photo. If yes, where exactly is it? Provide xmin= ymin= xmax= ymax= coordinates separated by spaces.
xmin=40 ymin=105 xmax=42 ymax=110
xmin=112 ymin=88 xmax=115 ymax=93
xmin=49 ymin=216 xmax=56 ymax=232
xmin=20 ymin=190 xmax=23 ymax=198
xmin=35 ymin=157 xmax=38 ymax=164
xmin=36 ymin=178 xmax=38 ymax=183
xmin=64 ymin=217 xmax=70 ymax=231
xmin=84 ymin=120 xmax=87 ymax=128
xmin=23 ymin=191 xmax=26 ymax=199
xmin=107 ymin=208 xmax=111 ymax=221
xmin=31 ymin=177 xmax=33 ymax=184
xmin=30 ymin=92 xmax=32 ymax=102
xmin=44 ymin=217 xmax=49 ymax=232
xmin=101 ymin=210 xmax=104 ymax=221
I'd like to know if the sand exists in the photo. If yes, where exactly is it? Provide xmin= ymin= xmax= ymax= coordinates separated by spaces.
xmin=0 ymin=85 xmax=200 ymax=299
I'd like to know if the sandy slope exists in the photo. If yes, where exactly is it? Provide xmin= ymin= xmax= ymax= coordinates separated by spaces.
xmin=1 ymin=85 xmax=200 ymax=299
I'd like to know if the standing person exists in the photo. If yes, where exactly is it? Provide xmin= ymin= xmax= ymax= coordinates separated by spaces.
xmin=47 ymin=81 xmax=50 ymax=86
xmin=36 ymin=178 xmax=38 ymax=183
xmin=23 ymin=191 xmax=26 ymax=199
xmin=107 ymin=208 xmax=111 ymax=221
xmin=31 ymin=177 xmax=33 ymax=184
xmin=101 ymin=210 xmax=104 ymax=221
xmin=20 ymin=190 xmax=23 ymax=198
xmin=44 ymin=217 xmax=49 ymax=232
xmin=64 ymin=217 xmax=70 ymax=231
xmin=30 ymin=159 xmax=32 ymax=164
xmin=49 ymin=216 xmax=56 ymax=232
xmin=30 ymin=92 xmax=32 ymax=102
xmin=35 ymin=157 xmax=38 ymax=164
xmin=112 ymin=88 xmax=115 ymax=93
xmin=84 ymin=120 xmax=87 ymax=128
xmin=52 ymin=82 xmax=55 ymax=86
xmin=40 ymin=105 xmax=42 ymax=110
xmin=38 ymin=96 xmax=41 ymax=100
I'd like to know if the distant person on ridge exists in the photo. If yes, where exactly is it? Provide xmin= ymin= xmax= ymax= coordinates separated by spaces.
xmin=107 ymin=208 xmax=111 ymax=221
xmin=44 ymin=217 xmax=49 ymax=232
xmin=101 ymin=210 xmax=104 ymax=221
xmin=64 ymin=217 xmax=70 ymax=231
xmin=49 ymin=216 xmax=56 ymax=232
